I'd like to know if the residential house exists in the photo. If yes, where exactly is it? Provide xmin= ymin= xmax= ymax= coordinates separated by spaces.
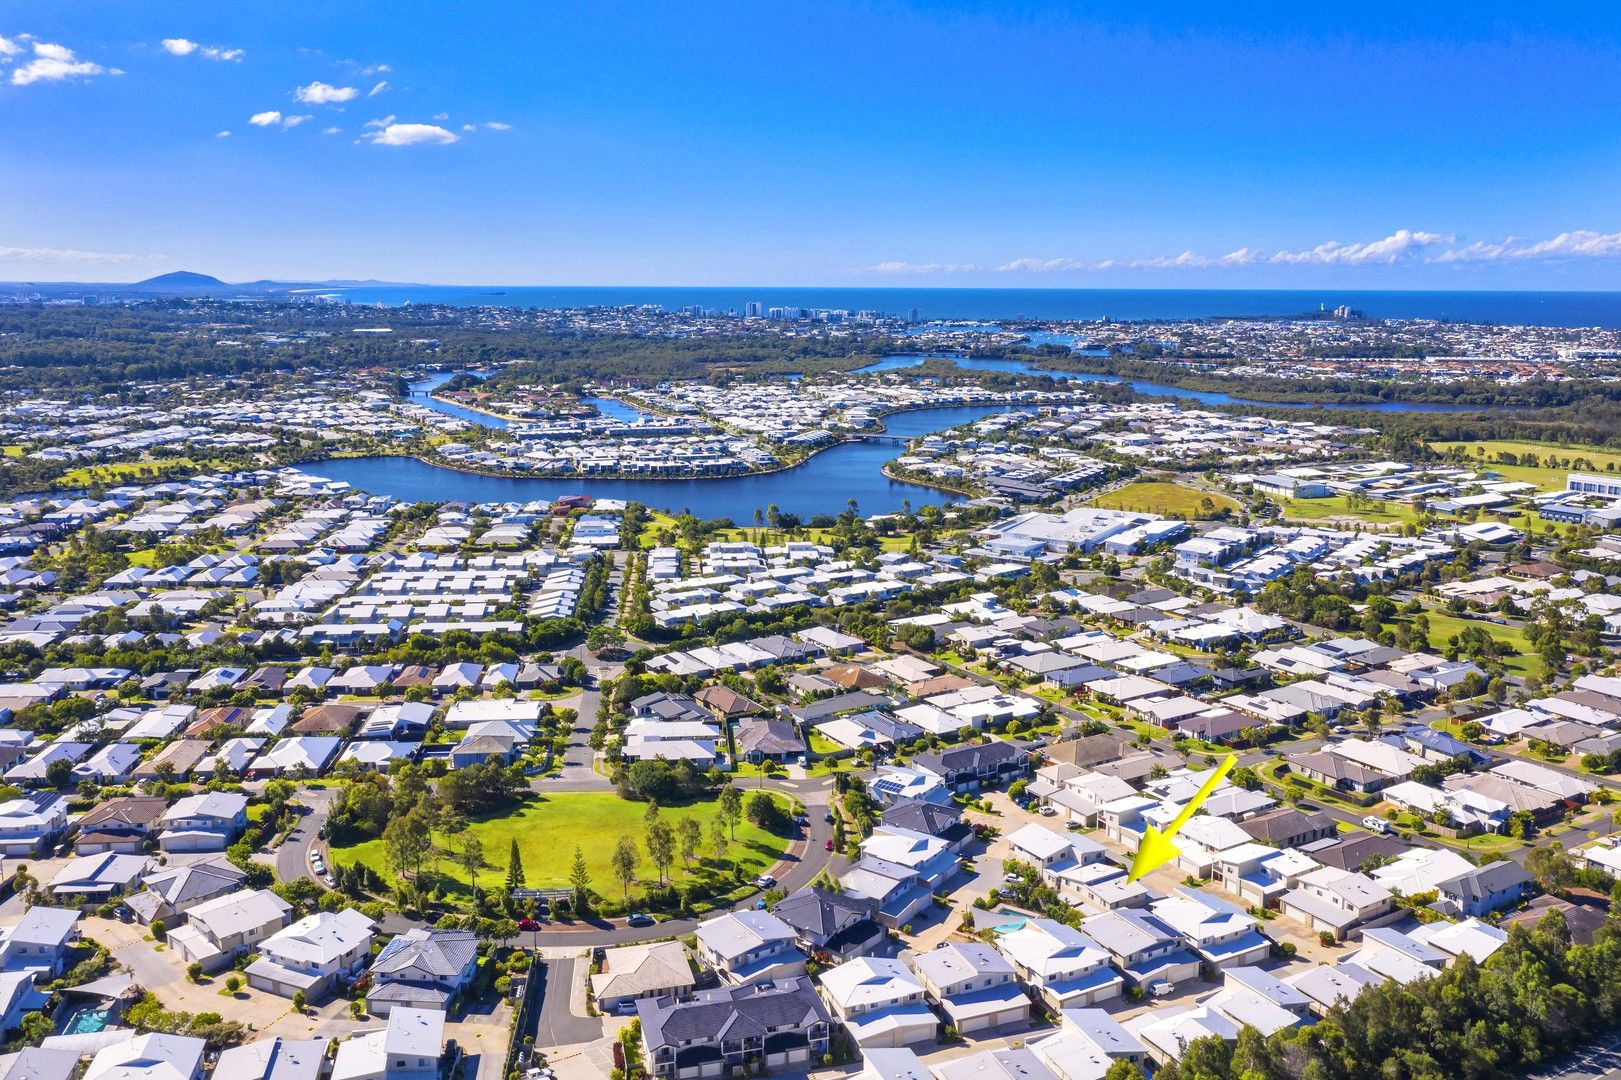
xmin=168 ymin=888 xmax=294 ymax=973
xmin=912 ymin=942 xmax=1029 ymax=1035
xmin=771 ymin=887 xmax=886 ymax=963
xmin=694 ymin=910 xmax=806 ymax=985
xmin=819 ymin=957 xmax=937 ymax=1049
xmin=638 ymin=978 xmax=832 ymax=1079
xmin=368 ymin=928 xmax=479 ymax=1016
xmin=591 ymin=941 xmax=696 ymax=1015
xmin=995 ymin=918 xmax=1123 ymax=1010
xmin=246 ymin=908 xmax=376 ymax=1000
xmin=158 ymin=792 xmax=248 ymax=853
xmin=74 ymin=796 xmax=167 ymax=855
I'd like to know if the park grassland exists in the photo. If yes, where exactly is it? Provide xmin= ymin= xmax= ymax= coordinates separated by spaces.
xmin=1414 ymin=611 xmax=1538 ymax=678
xmin=329 ymin=789 xmax=795 ymax=897
xmin=1278 ymin=495 xmax=1421 ymax=528
xmin=638 ymin=507 xmax=924 ymax=552
xmin=1090 ymin=481 xmax=1239 ymax=519
xmin=1428 ymin=438 xmax=1621 ymax=491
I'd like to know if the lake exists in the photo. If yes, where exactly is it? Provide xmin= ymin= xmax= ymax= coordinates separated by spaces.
xmin=406 ymin=374 xmax=649 ymax=427
xmin=303 ymin=402 xmax=1011 ymax=519
xmin=855 ymin=354 xmax=1510 ymax=413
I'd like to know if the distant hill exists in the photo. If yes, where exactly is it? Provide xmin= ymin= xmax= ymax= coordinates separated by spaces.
xmin=132 ymin=271 xmax=231 ymax=290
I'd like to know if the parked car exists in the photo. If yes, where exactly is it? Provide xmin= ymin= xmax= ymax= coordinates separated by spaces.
xmin=754 ymin=873 xmax=776 ymax=889
xmin=824 ymin=840 xmax=834 ymax=851
xmin=626 ymin=913 xmax=655 ymax=927
xmin=1148 ymin=981 xmax=1174 ymax=999
xmin=516 ymin=918 xmax=541 ymax=932
xmin=1362 ymin=815 xmax=1392 ymax=834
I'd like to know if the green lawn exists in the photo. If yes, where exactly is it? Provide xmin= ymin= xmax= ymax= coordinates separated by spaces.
xmin=1279 ymin=495 xmax=1420 ymax=528
xmin=61 ymin=458 xmax=220 ymax=486
xmin=1429 ymin=439 xmax=1621 ymax=491
xmin=1413 ymin=611 xmax=1537 ymax=677
xmin=639 ymin=509 xmax=924 ymax=553
xmin=1091 ymin=482 xmax=1238 ymax=519
xmin=329 ymin=790 xmax=793 ymax=896
xmin=0 ymin=445 xmax=22 ymax=458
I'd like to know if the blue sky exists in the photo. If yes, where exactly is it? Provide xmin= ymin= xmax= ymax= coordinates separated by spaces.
xmin=2 ymin=1 xmax=1619 ymax=287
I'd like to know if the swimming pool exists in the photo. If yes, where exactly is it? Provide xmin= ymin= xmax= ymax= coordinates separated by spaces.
xmin=60 ymin=1003 xmax=114 ymax=1035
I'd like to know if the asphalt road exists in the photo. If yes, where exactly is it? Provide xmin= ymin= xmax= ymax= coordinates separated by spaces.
xmin=276 ymin=787 xmax=338 ymax=885
xmin=532 ymin=957 xmax=602 ymax=1048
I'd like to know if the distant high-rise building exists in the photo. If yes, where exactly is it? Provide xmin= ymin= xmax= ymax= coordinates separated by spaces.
xmin=745 ymin=301 xmax=762 ymax=318
xmin=908 ymin=307 xmax=921 ymax=324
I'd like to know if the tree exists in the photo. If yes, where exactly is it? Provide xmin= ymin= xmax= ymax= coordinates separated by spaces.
xmin=746 ymin=791 xmax=790 ymax=833
xmin=458 ymin=834 xmax=484 ymax=893
xmin=718 ymin=784 xmax=743 ymax=840
xmin=677 ymin=816 xmax=703 ymax=868
xmin=225 ymin=973 xmax=242 ymax=994
xmin=611 ymin=836 xmax=639 ymax=898
xmin=568 ymin=846 xmax=591 ymax=912
xmin=292 ymin=990 xmax=307 ymax=1013
xmin=505 ymin=838 xmax=526 ymax=892
xmin=709 ymin=817 xmax=729 ymax=863
xmin=646 ymin=818 xmax=677 ymax=884
xmin=45 ymin=757 xmax=73 ymax=789
xmin=1102 ymin=1062 xmax=1146 ymax=1080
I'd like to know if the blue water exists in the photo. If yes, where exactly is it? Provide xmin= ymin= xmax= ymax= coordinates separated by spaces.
xmin=857 ymin=354 xmax=1510 ymax=412
xmin=61 ymin=1004 xmax=113 ymax=1035
xmin=334 ymin=286 xmax=1621 ymax=328
xmin=304 ymin=404 xmax=1011 ymax=519
xmin=406 ymin=375 xmax=648 ymax=427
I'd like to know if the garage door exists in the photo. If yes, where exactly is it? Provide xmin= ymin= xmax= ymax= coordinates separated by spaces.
xmin=994 ymin=1007 xmax=1028 ymax=1029
xmin=766 ymin=1049 xmax=808 ymax=1067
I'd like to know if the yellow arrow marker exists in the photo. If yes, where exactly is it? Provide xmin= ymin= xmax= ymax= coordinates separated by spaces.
xmin=1126 ymin=752 xmax=1238 ymax=882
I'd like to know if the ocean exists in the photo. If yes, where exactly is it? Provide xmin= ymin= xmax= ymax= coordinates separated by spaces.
xmin=325 ymin=286 xmax=1621 ymax=328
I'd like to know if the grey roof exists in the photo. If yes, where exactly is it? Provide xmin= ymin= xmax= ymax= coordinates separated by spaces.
xmin=912 ymin=740 xmax=1029 ymax=776
xmin=214 ymin=1039 xmax=328 ymax=1080
xmin=695 ymin=909 xmax=796 ymax=961
xmin=880 ymin=799 xmax=967 ymax=840
xmin=0 ymin=1048 xmax=79 ymax=1080
xmin=1438 ymin=860 xmax=1533 ymax=902
xmin=770 ymin=887 xmax=877 ymax=941
xmin=637 ymin=977 xmax=828 ymax=1053
xmin=143 ymin=857 xmax=245 ymax=906
xmin=372 ymin=928 xmax=478 ymax=982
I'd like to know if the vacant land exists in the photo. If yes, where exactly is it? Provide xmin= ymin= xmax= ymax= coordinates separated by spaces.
xmin=1429 ymin=439 xmax=1621 ymax=491
xmin=1278 ymin=495 xmax=1421 ymax=528
xmin=1415 ymin=611 xmax=1538 ymax=678
xmin=331 ymin=790 xmax=793 ymax=896
xmin=1092 ymin=482 xmax=1238 ymax=519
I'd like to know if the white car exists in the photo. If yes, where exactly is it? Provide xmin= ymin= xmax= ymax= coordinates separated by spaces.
xmin=1148 ymin=981 xmax=1175 ymax=999
xmin=754 ymin=874 xmax=776 ymax=889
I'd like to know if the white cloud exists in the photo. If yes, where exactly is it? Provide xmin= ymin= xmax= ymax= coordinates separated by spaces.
xmin=0 ymin=34 xmax=22 ymax=58
xmin=462 ymin=124 xmax=475 ymax=132
xmin=363 ymin=114 xmax=396 ymax=129
xmin=996 ymin=257 xmax=1092 ymax=273
xmin=859 ymin=261 xmax=983 ymax=275
xmin=484 ymin=121 xmax=511 ymax=131
xmin=323 ymin=126 xmax=341 ymax=135
xmin=216 ymin=130 xmax=231 ymax=138
xmin=1266 ymin=229 xmax=1454 ymax=266
xmin=164 ymin=38 xmax=243 ymax=60
xmin=10 ymin=40 xmax=121 ymax=86
xmin=0 ymin=245 xmax=138 ymax=265
xmin=281 ymin=114 xmax=312 ymax=127
xmin=295 ymin=80 xmax=358 ymax=104
xmin=367 ymin=80 xmax=388 ymax=96
xmin=249 ymin=110 xmax=283 ymax=126
xmin=431 ymin=111 xmax=449 ymax=121
xmin=1435 ymin=230 xmax=1621 ymax=263
xmin=368 ymin=122 xmax=459 ymax=147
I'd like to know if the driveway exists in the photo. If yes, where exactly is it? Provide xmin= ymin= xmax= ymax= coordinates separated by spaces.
xmin=532 ymin=957 xmax=602 ymax=1049
xmin=276 ymin=786 xmax=339 ymax=885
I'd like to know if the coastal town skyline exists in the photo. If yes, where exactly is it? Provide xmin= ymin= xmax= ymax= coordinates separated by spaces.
xmin=4 ymin=1 xmax=1621 ymax=288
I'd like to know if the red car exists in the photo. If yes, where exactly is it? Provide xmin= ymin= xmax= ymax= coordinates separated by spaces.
xmin=516 ymin=918 xmax=541 ymax=932
xmin=824 ymin=840 xmax=834 ymax=851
